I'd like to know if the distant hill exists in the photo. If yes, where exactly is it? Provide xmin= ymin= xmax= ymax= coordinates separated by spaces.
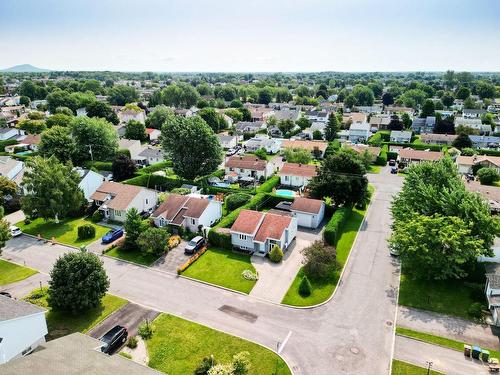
xmin=0 ymin=64 xmax=50 ymax=73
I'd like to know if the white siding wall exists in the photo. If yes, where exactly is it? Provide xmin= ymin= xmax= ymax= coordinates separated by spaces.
xmin=198 ymin=201 xmax=222 ymax=228
xmin=231 ymin=232 xmax=255 ymax=250
xmin=78 ymin=171 xmax=104 ymax=200
xmin=280 ymin=174 xmax=311 ymax=188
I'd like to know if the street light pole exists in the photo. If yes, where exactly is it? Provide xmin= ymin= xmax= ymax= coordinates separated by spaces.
xmin=426 ymin=361 xmax=433 ymax=375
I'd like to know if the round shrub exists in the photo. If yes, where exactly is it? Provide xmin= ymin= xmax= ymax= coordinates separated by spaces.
xmin=298 ymin=275 xmax=312 ymax=297
xmin=225 ymin=193 xmax=252 ymax=211
xmin=477 ymin=167 xmax=499 ymax=185
xmin=91 ymin=210 xmax=104 ymax=223
xmin=127 ymin=336 xmax=138 ymax=349
xmin=77 ymin=224 xmax=96 ymax=240
xmin=138 ymin=320 xmax=154 ymax=340
xmin=268 ymin=244 xmax=283 ymax=263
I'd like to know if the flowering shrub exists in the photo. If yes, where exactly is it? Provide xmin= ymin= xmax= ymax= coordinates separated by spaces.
xmin=168 ymin=235 xmax=181 ymax=250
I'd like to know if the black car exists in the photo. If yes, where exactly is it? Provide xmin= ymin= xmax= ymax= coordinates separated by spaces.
xmin=388 ymin=159 xmax=396 ymax=166
xmin=99 ymin=325 xmax=128 ymax=354
xmin=0 ymin=292 xmax=12 ymax=298
xmin=184 ymin=236 xmax=205 ymax=255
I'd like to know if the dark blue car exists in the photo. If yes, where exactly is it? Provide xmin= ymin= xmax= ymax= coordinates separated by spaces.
xmin=101 ymin=228 xmax=124 ymax=244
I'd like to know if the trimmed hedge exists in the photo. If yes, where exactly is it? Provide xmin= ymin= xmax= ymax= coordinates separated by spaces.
xmin=0 ymin=139 xmax=18 ymax=152
xmin=207 ymin=228 xmax=232 ymax=250
xmin=478 ymin=149 xmax=500 ymax=157
xmin=136 ymin=160 xmax=173 ymax=175
xmin=256 ymin=175 xmax=280 ymax=193
xmin=225 ymin=193 xmax=252 ymax=211
xmin=203 ymin=185 xmax=255 ymax=195
xmin=382 ymin=141 xmax=443 ymax=152
xmin=77 ymin=224 xmax=96 ymax=240
xmin=387 ymin=151 xmax=398 ymax=161
xmin=123 ymin=174 xmax=194 ymax=191
xmin=323 ymin=206 xmax=352 ymax=246
xmin=375 ymin=144 xmax=388 ymax=166
xmin=83 ymin=160 xmax=113 ymax=171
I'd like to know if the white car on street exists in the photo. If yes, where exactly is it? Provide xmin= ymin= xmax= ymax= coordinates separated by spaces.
xmin=10 ymin=226 xmax=22 ymax=237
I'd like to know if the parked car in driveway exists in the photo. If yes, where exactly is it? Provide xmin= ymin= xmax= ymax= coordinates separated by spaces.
xmin=101 ymin=228 xmax=124 ymax=244
xmin=388 ymin=159 xmax=396 ymax=166
xmin=99 ymin=325 xmax=128 ymax=354
xmin=184 ymin=236 xmax=205 ymax=255
xmin=10 ymin=226 xmax=22 ymax=237
xmin=391 ymin=167 xmax=398 ymax=174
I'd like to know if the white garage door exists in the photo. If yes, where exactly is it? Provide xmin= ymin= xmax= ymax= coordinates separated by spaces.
xmin=296 ymin=212 xmax=313 ymax=228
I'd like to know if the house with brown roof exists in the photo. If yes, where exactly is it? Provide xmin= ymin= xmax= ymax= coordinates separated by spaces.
xmin=224 ymin=155 xmax=274 ymax=181
xmin=90 ymin=181 xmax=157 ymax=222
xmin=151 ymin=193 xmax=222 ymax=232
xmin=343 ymin=143 xmax=381 ymax=159
xmin=456 ymin=155 xmax=500 ymax=175
xmin=230 ymin=209 xmax=297 ymax=256
xmin=279 ymin=162 xmax=317 ymax=188
xmin=288 ymin=197 xmax=325 ymax=228
xmin=464 ymin=180 xmax=500 ymax=213
xmin=397 ymin=149 xmax=444 ymax=166
xmin=420 ymin=133 xmax=457 ymax=145
xmin=281 ymin=139 xmax=328 ymax=158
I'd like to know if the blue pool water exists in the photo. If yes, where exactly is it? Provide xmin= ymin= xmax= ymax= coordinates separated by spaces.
xmin=275 ymin=189 xmax=295 ymax=198
xmin=16 ymin=151 xmax=32 ymax=156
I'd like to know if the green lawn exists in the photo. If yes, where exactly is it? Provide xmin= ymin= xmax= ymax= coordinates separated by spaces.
xmin=368 ymin=165 xmax=382 ymax=174
xmin=282 ymin=203 xmax=369 ymax=306
xmin=23 ymin=287 xmax=127 ymax=341
xmin=398 ymin=274 xmax=482 ymax=320
xmin=105 ymin=246 xmax=159 ymax=266
xmin=147 ymin=314 xmax=291 ymax=375
xmin=392 ymin=360 xmax=443 ymax=375
xmin=16 ymin=217 xmax=109 ymax=247
xmin=0 ymin=259 xmax=37 ymax=285
xmin=396 ymin=327 xmax=500 ymax=359
xmin=182 ymin=247 xmax=257 ymax=294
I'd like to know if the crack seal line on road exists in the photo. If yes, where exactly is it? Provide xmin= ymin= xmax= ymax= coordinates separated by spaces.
xmin=278 ymin=330 xmax=293 ymax=354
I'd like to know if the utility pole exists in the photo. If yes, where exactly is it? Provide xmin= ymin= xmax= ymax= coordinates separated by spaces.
xmin=426 ymin=361 xmax=433 ymax=375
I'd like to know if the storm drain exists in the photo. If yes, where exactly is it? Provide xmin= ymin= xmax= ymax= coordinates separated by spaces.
xmin=218 ymin=305 xmax=258 ymax=323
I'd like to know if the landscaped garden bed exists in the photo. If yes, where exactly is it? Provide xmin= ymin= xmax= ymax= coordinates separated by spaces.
xmin=146 ymin=313 xmax=291 ymax=375
xmin=16 ymin=217 xmax=109 ymax=247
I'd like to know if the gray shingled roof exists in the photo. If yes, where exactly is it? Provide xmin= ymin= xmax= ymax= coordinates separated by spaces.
xmin=0 ymin=294 xmax=45 ymax=321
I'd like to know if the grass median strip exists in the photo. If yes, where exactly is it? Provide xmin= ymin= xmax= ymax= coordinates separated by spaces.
xmin=392 ymin=359 xmax=443 ymax=375
xmin=0 ymin=259 xmax=38 ymax=285
xmin=182 ymin=247 xmax=257 ymax=294
xmin=147 ymin=313 xmax=291 ymax=375
xmin=396 ymin=326 xmax=500 ymax=359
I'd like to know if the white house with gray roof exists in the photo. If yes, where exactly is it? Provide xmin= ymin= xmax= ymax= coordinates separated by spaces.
xmin=0 ymin=295 xmax=48 ymax=364
xmin=390 ymin=131 xmax=412 ymax=143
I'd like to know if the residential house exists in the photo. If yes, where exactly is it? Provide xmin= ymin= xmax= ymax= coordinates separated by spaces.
xmin=138 ymin=147 xmax=165 ymax=165
xmin=217 ymin=134 xmax=238 ymax=150
xmin=420 ymin=133 xmax=457 ymax=145
xmin=234 ymin=121 xmax=265 ymax=135
xmin=244 ymin=136 xmax=280 ymax=154
xmin=90 ymin=181 xmax=157 ymax=222
xmin=385 ymin=106 xmax=415 ymax=116
xmin=0 ymin=156 xmax=24 ymax=181
xmin=225 ymin=155 xmax=274 ymax=181
xmin=230 ymin=209 xmax=297 ymax=256
xmin=463 ymin=108 xmax=487 ymax=119
xmin=152 ymin=193 xmax=222 ymax=232
xmin=390 ymin=131 xmax=412 ymax=143
xmin=464 ymin=181 xmax=500 ymax=214
xmin=354 ymin=105 xmax=383 ymax=114
xmin=146 ymin=128 xmax=161 ymax=141
xmin=244 ymin=104 xmax=274 ymax=122
xmin=343 ymin=143 xmax=381 ymax=160
xmin=279 ymin=162 xmax=317 ymax=188
xmin=76 ymin=168 xmax=105 ymax=200
xmin=0 ymin=333 xmax=161 ymax=374
xmin=348 ymin=122 xmax=371 ymax=143
xmin=342 ymin=112 xmax=367 ymax=125
xmin=487 ymin=100 xmax=500 ymax=114
xmin=281 ymin=139 xmax=328 ymax=158
xmin=397 ymin=149 xmax=444 ymax=166
xmin=290 ymin=197 xmax=325 ymax=229
xmin=469 ymin=135 xmax=500 ymax=149
xmin=369 ymin=115 xmax=391 ymax=131
xmin=456 ymin=155 xmax=500 ymax=174
xmin=117 ymin=139 xmax=145 ymax=164
xmin=0 ymin=295 xmax=48 ymax=364
xmin=20 ymin=133 xmax=41 ymax=151
xmin=274 ymin=109 xmax=301 ymax=122
xmin=411 ymin=116 xmax=436 ymax=134
xmin=455 ymin=117 xmax=489 ymax=133
xmin=118 ymin=108 xmax=146 ymax=124
xmin=304 ymin=122 xmax=327 ymax=138
xmin=76 ymin=108 xmax=87 ymax=117
xmin=0 ymin=128 xmax=23 ymax=141
xmin=304 ymin=111 xmax=329 ymax=123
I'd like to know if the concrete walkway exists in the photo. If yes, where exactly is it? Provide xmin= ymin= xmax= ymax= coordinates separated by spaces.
xmin=250 ymin=237 xmax=307 ymax=303
xmin=398 ymin=306 xmax=500 ymax=349
xmin=395 ymin=335 xmax=490 ymax=375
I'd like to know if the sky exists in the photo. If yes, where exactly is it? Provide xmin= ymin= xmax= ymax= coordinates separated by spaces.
xmin=1 ymin=0 xmax=499 ymax=72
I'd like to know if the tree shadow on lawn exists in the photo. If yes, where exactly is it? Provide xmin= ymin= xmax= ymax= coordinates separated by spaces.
xmin=46 ymin=304 xmax=107 ymax=340
xmin=23 ymin=220 xmax=73 ymax=239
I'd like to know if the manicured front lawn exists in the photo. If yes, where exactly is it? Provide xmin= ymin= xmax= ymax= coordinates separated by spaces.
xmin=396 ymin=326 xmax=500 ymax=359
xmin=0 ymin=259 xmax=37 ymax=285
xmin=105 ymin=246 xmax=159 ymax=266
xmin=282 ymin=203 xmax=369 ymax=306
xmin=16 ymin=217 xmax=109 ymax=247
xmin=147 ymin=313 xmax=291 ymax=375
xmin=392 ymin=360 xmax=443 ymax=375
xmin=23 ymin=287 xmax=127 ymax=340
xmin=398 ymin=274 xmax=483 ymax=320
xmin=182 ymin=247 xmax=257 ymax=294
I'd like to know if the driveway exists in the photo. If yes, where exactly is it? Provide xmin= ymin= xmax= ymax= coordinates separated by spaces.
xmin=4 ymin=210 xmax=25 ymax=225
xmin=151 ymin=240 xmax=189 ymax=274
xmin=398 ymin=306 xmax=500 ymax=349
xmin=88 ymin=302 xmax=160 ymax=339
xmin=1 ymin=172 xmax=403 ymax=375
xmin=395 ymin=335 xmax=490 ymax=375
xmin=250 ymin=225 xmax=323 ymax=303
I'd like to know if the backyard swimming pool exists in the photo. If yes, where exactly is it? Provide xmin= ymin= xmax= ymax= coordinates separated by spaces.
xmin=275 ymin=189 xmax=295 ymax=198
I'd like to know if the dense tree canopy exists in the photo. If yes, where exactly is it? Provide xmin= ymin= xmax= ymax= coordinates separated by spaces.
xmin=108 ymin=85 xmax=139 ymax=105
xmin=145 ymin=105 xmax=172 ymax=129
xmin=124 ymin=119 xmax=147 ymax=141
xmin=39 ymin=126 xmax=76 ymax=163
xmin=71 ymin=116 xmax=118 ymax=162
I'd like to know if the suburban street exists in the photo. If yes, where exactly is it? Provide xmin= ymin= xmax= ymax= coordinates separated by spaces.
xmin=1 ymin=169 xmax=403 ymax=375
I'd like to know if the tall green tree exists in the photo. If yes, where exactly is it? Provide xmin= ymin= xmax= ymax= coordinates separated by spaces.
xmin=420 ymin=99 xmax=435 ymax=118
xmin=162 ymin=115 xmax=222 ymax=179
xmin=48 ymin=252 xmax=109 ymax=312
xmin=21 ymin=156 xmax=84 ymax=222
xmin=452 ymin=132 xmax=472 ymax=149
xmin=0 ymin=206 xmax=11 ymax=255
xmin=112 ymin=154 xmax=137 ymax=181
xmin=124 ymin=120 xmax=147 ymax=141
xmin=108 ymin=85 xmax=139 ymax=105
xmin=124 ymin=208 xmax=145 ymax=249
xmin=39 ymin=126 xmax=76 ymax=163
xmin=145 ymin=105 xmax=173 ymax=129
xmin=325 ymin=113 xmax=339 ymax=141
xmin=197 ymin=108 xmax=228 ymax=133
xmin=71 ymin=116 xmax=118 ymax=162
xmin=86 ymin=101 xmax=119 ymax=125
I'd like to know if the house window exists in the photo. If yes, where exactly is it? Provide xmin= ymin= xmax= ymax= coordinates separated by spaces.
xmin=145 ymin=198 xmax=149 ymax=205
xmin=191 ymin=218 xmax=196 ymax=225
xmin=115 ymin=210 xmax=121 ymax=217
xmin=239 ymin=234 xmax=247 ymax=241
xmin=284 ymin=175 xmax=289 ymax=181
xmin=159 ymin=217 xmax=165 ymax=227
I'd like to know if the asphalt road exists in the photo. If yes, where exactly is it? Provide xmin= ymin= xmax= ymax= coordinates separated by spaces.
xmin=1 ymin=169 xmax=403 ymax=375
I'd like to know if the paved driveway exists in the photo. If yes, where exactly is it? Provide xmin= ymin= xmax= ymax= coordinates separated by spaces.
xmin=4 ymin=210 xmax=25 ymax=225
xmin=151 ymin=240 xmax=189 ymax=274
xmin=1 ymin=172 xmax=403 ymax=375
xmin=88 ymin=302 xmax=160 ymax=339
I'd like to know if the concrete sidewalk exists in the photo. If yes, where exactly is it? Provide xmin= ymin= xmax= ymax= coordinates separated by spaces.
xmin=395 ymin=335 xmax=490 ymax=375
xmin=398 ymin=306 xmax=500 ymax=349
